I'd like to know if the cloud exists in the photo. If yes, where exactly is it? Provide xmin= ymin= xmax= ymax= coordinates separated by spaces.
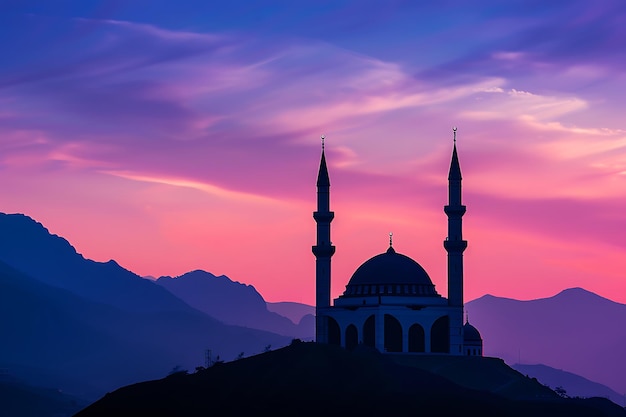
xmin=103 ymin=170 xmax=282 ymax=205
xmin=1 ymin=5 xmax=625 ymax=304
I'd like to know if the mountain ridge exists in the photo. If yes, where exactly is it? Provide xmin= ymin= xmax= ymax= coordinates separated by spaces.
xmin=0 ymin=213 xmax=192 ymax=313
xmin=156 ymin=270 xmax=314 ymax=338
xmin=513 ymin=363 xmax=625 ymax=407
xmin=467 ymin=286 xmax=626 ymax=395
xmin=0 ymin=213 xmax=291 ymax=401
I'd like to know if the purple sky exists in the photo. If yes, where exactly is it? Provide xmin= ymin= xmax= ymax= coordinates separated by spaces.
xmin=0 ymin=1 xmax=624 ymax=304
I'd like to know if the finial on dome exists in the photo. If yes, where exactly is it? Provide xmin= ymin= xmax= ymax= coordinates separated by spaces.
xmin=465 ymin=311 xmax=469 ymax=324
xmin=386 ymin=232 xmax=396 ymax=254
xmin=321 ymin=134 xmax=325 ymax=151
xmin=453 ymin=127 xmax=457 ymax=144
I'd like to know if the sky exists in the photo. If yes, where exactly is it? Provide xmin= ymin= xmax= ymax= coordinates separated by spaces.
xmin=0 ymin=0 xmax=624 ymax=305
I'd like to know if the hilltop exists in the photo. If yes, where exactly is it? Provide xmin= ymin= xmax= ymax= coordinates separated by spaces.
xmin=76 ymin=342 xmax=626 ymax=417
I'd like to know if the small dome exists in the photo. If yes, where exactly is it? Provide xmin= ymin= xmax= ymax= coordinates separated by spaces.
xmin=463 ymin=322 xmax=482 ymax=342
xmin=341 ymin=247 xmax=438 ymax=297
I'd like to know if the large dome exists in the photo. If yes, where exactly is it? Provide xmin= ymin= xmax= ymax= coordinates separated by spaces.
xmin=341 ymin=246 xmax=439 ymax=297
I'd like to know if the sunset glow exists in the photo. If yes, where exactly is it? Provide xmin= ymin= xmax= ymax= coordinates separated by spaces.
xmin=1 ymin=1 xmax=624 ymax=304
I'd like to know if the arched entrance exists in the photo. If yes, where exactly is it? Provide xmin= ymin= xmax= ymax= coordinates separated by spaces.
xmin=384 ymin=314 xmax=402 ymax=352
xmin=363 ymin=315 xmax=375 ymax=348
xmin=328 ymin=317 xmax=340 ymax=346
xmin=408 ymin=323 xmax=425 ymax=352
xmin=431 ymin=316 xmax=449 ymax=353
xmin=345 ymin=324 xmax=358 ymax=351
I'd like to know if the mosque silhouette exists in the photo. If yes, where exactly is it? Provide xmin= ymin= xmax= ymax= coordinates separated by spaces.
xmin=313 ymin=131 xmax=482 ymax=356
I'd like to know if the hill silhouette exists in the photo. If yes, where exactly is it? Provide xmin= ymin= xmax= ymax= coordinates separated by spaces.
xmin=76 ymin=342 xmax=626 ymax=417
xmin=157 ymin=271 xmax=313 ymax=338
xmin=467 ymin=287 xmax=626 ymax=394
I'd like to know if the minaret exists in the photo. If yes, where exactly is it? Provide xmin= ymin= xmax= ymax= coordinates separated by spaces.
xmin=444 ymin=127 xmax=467 ymax=355
xmin=312 ymin=136 xmax=335 ymax=343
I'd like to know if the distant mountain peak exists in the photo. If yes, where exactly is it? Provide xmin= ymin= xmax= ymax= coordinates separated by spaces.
xmin=550 ymin=287 xmax=621 ymax=305
xmin=470 ymin=287 xmax=619 ymax=306
xmin=159 ymin=269 xmax=254 ymax=289
xmin=555 ymin=287 xmax=595 ymax=297
xmin=466 ymin=286 xmax=626 ymax=395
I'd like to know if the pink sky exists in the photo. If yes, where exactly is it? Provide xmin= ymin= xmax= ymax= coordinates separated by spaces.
xmin=0 ymin=2 xmax=624 ymax=304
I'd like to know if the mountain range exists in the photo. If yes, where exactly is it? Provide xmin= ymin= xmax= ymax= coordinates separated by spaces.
xmin=467 ymin=288 xmax=626 ymax=395
xmin=156 ymin=270 xmax=314 ymax=338
xmin=1 ymin=212 xmax=624 ymax=412
xmin=512 ymin=363 xmax=625 ymax=407
xmin=0 ymin=213 xmax=291 ymax=401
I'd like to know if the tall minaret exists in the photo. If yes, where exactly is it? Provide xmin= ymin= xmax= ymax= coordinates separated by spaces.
xmin=312 ymin=136 xmax=335 ymax=343
xmin=444 ymin=128 xmax=467 ymax=355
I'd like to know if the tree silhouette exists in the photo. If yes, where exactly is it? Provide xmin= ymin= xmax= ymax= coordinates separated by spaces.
xmin=554 ymin=386 xmax=568 ymax=398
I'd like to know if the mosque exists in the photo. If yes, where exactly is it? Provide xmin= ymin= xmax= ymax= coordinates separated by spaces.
xmin=312 ymin=132 xmax=482 ymax=356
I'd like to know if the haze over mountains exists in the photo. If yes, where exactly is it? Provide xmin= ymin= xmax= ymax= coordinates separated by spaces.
xmin=156 ymin=271 xmax=314 ymax=338
xmin=512 ymin=364 xmax=625 ymax=407
xmin=467 ymin=288 xmax=626 ymax=395
xmin=0 ymin=213 xmax=291 ymax=401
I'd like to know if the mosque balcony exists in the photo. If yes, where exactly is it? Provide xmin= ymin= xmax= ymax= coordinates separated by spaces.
xmin=313 ymin=211 xmax=335 ymax=222
xmin=443 ymin=239 xmax=467 ymax=252
xmin=444 ymin=205 xmax=466 ymax=216
xmin=312 ymin=245 xmax=336 ymax=257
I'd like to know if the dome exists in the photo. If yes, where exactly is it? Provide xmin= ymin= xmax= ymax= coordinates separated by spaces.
xmin=463 ymin=322 xmax=482 ymax=342
xmin=341 ymin=246 xmax=439 ymax=298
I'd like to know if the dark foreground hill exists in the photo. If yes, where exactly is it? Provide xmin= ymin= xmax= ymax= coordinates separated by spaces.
xmin=76 ymin=342 xmax=626 ymax=417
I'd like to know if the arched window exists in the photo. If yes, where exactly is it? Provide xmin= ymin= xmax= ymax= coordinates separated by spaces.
xmin=328 ymin=317 xmax=340 ymax=346
xmin=363 ymin=315 xmax=375 ymax=348
xmin=345 ymin=324 xmax=358 ymax=351
xmin=431 ymin=316 xmax=449 ymax=353
xmin=408 ymin=323 xmax=425 ymax=352
xmin=384 ymin=314 xmax=402 ymax=353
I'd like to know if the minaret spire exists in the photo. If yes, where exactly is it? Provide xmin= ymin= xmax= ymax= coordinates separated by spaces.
xmin=444 ymin=127 xmax=467 ymax=355
xmin=317 ymin=138 xmax=330 ymax=188
xmin=313 ymin=135 xmax=335 ymax=343
xmin=444 ymin=127 xmax=467 ymax=305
